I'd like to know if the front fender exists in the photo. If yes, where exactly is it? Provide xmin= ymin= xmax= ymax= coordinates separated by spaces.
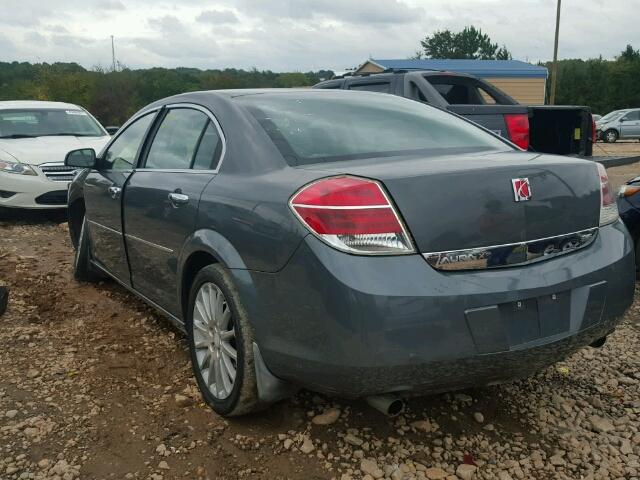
xmin=67 ymin=172 xmax=90 ymax=247
xmin=67 ymin=170 xmax=89 ymax=207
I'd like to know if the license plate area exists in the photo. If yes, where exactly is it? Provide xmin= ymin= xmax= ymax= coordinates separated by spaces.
xmin=465 ymin=284 xmax=601 ymax=354
xmin=499 ymin=292 xmax=571 ymax=346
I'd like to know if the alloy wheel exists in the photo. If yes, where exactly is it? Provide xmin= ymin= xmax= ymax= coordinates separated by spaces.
xmin=192 ymin=282 xmax=238 ymax=399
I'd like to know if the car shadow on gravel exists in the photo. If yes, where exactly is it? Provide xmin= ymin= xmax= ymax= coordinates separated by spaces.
xmin=0 ymin=207 xmax=67 ymax=225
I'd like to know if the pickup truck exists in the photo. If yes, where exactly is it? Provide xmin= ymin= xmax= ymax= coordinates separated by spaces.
xmin=314 ymin=70 xmax=594 ymax=157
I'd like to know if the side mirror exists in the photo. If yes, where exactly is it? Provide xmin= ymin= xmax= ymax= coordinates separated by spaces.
xmin=620 ymin=117 xmax=627 ymax=122
xmin=65 ymin=148 xmax=97 ymax=169
xmin=105 ymin=126 xmax=120 ymax=135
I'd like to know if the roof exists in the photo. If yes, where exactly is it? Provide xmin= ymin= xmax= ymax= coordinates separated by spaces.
xmin=0 ymin=100 xmax=83 ymax=110
xmin=212 ymin=88 xmax=316 ymax=97
xmin=142 ymin=88 xmax=389 ymax=114
xmin=364 ymin=59 xmax=548 ymax=78
xmin=168 ymin=88 xmax=365 ymax=100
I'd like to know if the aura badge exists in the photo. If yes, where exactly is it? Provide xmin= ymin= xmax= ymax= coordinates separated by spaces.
xmin=512 ymin=178 xmax=531 ymax=202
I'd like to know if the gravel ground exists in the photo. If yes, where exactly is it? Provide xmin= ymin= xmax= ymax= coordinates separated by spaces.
xmin=605 ymin=161 xmax=640 ymax=192
xmin=1 ymin=164 xmax=640 ymax=480
xmin=594 ymin=141 xmax=640 ymax=158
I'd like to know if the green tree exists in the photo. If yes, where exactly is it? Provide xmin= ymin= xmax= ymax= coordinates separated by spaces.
xmin=0 ymin=61 xmax=332 ymax=126
xmin=619 ymin=44 xmax=640 ymax=62
xmin=416 ymin=26 xmax=512 ymax=60
xmin=275 ymin=72 xmax=312 ymax=88
xmin=544 ymin=45 xmax=640 ymax=113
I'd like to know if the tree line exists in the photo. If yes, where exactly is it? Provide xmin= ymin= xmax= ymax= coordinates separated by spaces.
xmin=543 ymin=45 xmax=640 ymax=114
xmin=1 ymin=36 xmax=639 ymax=125
xmin=0 ymin=62 xmax=333 ymax=126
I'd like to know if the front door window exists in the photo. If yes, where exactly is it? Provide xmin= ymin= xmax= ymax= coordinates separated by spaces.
xmin=102 ymin=113 xmax=155 ymax=170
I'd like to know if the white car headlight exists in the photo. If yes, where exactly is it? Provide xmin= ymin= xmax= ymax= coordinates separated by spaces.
xmin=0 ymin=158 xmax=37 ymax=175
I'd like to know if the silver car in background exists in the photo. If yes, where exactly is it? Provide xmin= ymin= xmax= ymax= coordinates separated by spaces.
xmin=597 ymin=108 xmax=640 ymax=143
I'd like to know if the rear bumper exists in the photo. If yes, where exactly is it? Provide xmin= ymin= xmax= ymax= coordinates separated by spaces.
xmin=0 ymin=171 xmax=69 ymax=209
xmin=240 ymin=221 xmax=635 ymax=397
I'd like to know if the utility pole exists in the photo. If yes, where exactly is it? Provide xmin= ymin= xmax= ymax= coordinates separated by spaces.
xmin=549 ymin=0 xmax=561 ymax=105
xmin=111 ymin=35 xmax=116 ymax=72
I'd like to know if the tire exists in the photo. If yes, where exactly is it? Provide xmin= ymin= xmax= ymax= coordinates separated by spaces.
xmin=73 ymin=218 xmax=102 ymax=282
xmin=604 ymin=129 xmax=618 ymax=143
xmin=186 ymin=264 xmax=260 ymax=416
xmin=0 ymin=287 xmax=8 ymax=317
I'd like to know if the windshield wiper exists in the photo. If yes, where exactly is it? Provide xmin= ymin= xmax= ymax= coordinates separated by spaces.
xmin=0 ymin=134 xmax=38 ymax=139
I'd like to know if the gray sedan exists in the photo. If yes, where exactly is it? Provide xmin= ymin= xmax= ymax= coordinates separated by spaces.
xmin=65 ymin=89 xmax=635 ymax=416
xmin=597 ymin=108 xmax=640 ymax=142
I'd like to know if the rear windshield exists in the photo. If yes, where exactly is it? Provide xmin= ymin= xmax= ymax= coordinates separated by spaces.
xmin=236 ymin=91 xmax=510 ymax=165
xmin=0 ymin=108 xmax=105 ymax=139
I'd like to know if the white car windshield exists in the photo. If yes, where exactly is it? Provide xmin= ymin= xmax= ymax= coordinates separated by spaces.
xmin=0 ymin=108 xmax=105 ymax=139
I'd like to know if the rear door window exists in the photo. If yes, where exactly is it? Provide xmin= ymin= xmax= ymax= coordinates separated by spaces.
xmin=145 ymin=109 xmax=208 ymax=170
xmin=192 ymin=121 xmax=223 ymax=170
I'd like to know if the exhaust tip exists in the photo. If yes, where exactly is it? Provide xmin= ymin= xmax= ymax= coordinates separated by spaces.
xmin=387 ymin=398 xmax=404 ymax=417
xmin=366 ymin=394 xmax=405 ymax=417
xmin=589 ymin=336 xmax=607 ymax=348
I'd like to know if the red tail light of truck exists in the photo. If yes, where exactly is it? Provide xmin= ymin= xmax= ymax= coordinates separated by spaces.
xmin=504 ymin=113 xmax=530 ymax=151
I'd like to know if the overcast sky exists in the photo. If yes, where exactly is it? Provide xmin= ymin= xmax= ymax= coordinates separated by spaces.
xmin=0 ymin=0 xmax=637 ymax=72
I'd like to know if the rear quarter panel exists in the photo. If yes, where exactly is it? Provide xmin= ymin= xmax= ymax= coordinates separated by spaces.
xmin=195 ymin=168 xmax=321 ymax=272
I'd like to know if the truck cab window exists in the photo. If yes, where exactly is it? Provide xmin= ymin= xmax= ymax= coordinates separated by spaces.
xmin=425 ymin=76 xmax=498 ymax=105
xmin=408 ymin=82 xmax=429 ymax=103
xmin=348 ymin=82 xmax=392 ymax=93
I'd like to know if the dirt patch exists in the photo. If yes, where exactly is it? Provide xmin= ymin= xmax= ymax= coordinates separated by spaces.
xmin=605 ymin=161 xmax=640 ymax=190
xmin=0 ymin=206 xmax=639 ymax=480
xmin=594 ymin=140 xmax=640 ymax=158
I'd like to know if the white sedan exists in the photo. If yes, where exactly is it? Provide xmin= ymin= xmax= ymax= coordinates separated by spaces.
xmin=0 ymin=101 xmax=111 ymax=209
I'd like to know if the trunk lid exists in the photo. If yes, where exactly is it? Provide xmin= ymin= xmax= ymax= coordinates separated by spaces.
xmin=300 ymin=151 xmax=601 ymax=254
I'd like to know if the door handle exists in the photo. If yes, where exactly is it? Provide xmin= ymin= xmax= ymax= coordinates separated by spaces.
xmin=107 ymin=186 xmax=121 ymax=199
xmin=168 ymin=192 xmax=189 ymax=206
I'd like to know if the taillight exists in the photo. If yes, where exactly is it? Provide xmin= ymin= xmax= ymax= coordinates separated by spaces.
xmin=597 ymin=163 xmax=619 ymax=226
xmin=619 ymin=185 xmax=640 ymax=198
xmin=290 ymin=176 xmax=414 ymax=255
xmin=504 ymin=113 xmax=530 ymax=150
